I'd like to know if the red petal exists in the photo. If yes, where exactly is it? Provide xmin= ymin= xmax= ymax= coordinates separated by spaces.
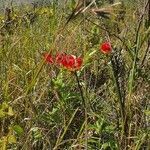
xmin=67 ymin=55 xmax=76 ymax=68
xmin=100 ymin=42 xmax=112 ymax=54
xmin=75 ymin=57 xmax=83 ymax=69
xmin=55 ymin=53 xmax=66 ymax=65
xmin=43 ymin=53 xmax=53 ymax=64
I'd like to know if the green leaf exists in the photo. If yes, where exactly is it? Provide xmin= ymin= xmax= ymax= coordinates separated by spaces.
xmin=1 ymin=102 xmax=8 ymax=110
xmin=102 ymin=142 xmax=109 ymax=149
xmin=12 ymin=125 xmax=24 ymax=136
xmin=0 ymin=109 xmax=5 ymax=118
xmin=8 ymin=135 xmax=16 ymax=144
xmin=30 ymin=127 xmax=42 ymax=139
xmin=0 ymin=136 xmax=7 ymax=150
xmin=7 ymin=107 xmax=14 ymax=116
xmin=144 ymin=110 xmax=150 ymax=116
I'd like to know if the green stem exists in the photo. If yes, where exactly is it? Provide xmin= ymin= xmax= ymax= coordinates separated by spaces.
xmin=74 ymin=71 xmax=88 ymax=150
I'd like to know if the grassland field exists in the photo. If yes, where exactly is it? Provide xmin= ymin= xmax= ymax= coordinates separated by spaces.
xmin=0 ymin=0 xmax=149 ymax=149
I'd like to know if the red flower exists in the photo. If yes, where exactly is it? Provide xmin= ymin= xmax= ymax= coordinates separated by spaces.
xmin=43 ymin=52 xmax=83 ymax=71
xmin=55 ymin=53 xmax=66 ymax=65
xmin=62 ymin=55 xmax=75 ymax=69
xmin=100 ymin=42 xmax=112 ymax=54
xmin=61 ymin=54 xmax=83 ymax=71
xmin=43 ymin=53 xmax=53 ymax=64
xmin=75 ymin=57 xmax=83 ymax=69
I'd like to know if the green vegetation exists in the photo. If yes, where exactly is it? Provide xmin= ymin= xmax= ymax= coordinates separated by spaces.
xmin=0 ymin=0 xmax=149 ymax=149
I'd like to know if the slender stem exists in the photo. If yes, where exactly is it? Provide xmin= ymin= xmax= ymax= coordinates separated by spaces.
xmin=110 ymin=57 xmax=125 ymax=135
xmin=74 ymin=71 xmax=88 ymax=150
xmin=74 ymin=72 xmax=85 ymax=104
xmin=141 ymin=0 xmax=150 ymax=67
